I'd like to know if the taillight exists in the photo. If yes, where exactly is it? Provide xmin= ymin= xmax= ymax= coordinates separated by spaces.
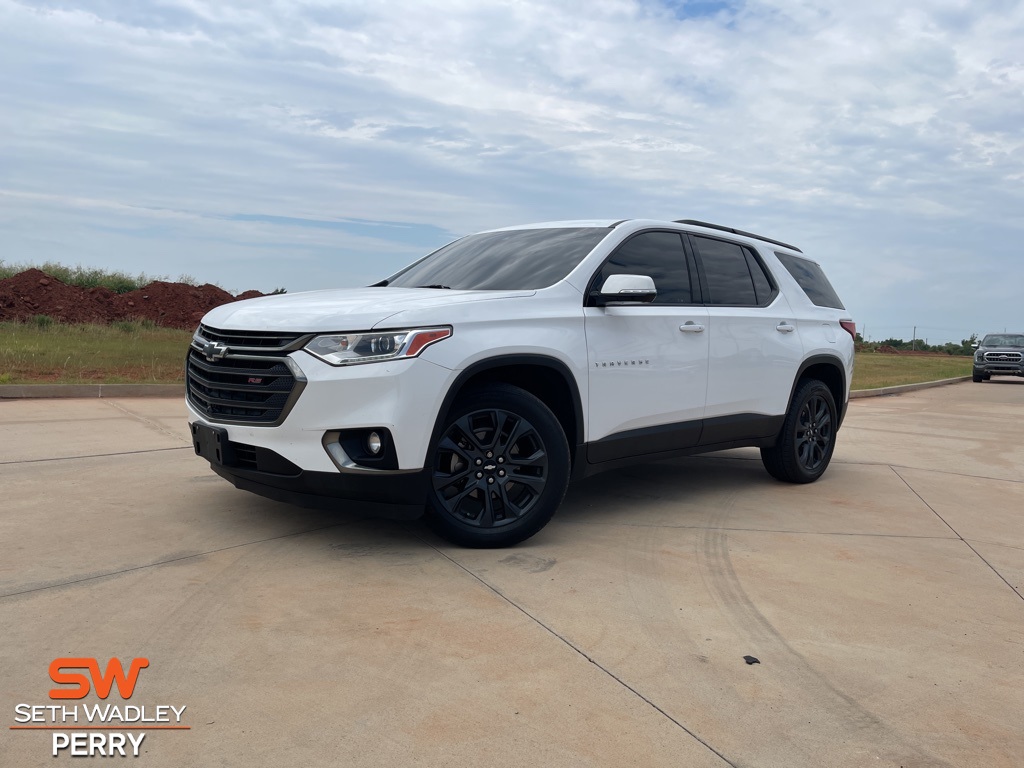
xmin=840 ymin=320 xmax=856 ymax=340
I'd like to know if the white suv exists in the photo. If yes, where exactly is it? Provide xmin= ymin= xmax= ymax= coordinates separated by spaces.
xmin=188 ymin=219 xmax=855 ymax=547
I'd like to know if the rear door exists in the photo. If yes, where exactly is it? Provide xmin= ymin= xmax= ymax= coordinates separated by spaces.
xmin=689 ymin=234 xmax=802 ymax=428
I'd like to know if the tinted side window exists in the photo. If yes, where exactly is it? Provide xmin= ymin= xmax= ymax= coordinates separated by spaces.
xmin=692 ymin=236 xmax=757 ymax=306
xmin=593 ymin=232 xmax=692 ymax=304
xmin=775 ymin=252 xmax=845 ymax=309
xmin=745 ymin=250 xmax=776 ymax=305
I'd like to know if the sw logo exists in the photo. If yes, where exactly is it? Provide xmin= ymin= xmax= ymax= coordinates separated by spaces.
xmin=11 ymin=657 xmax=188 ymax=758
xmin=49 ymin=657 xmax=149 ymax=700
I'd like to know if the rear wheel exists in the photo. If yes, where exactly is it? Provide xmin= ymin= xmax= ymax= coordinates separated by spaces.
xmin=425 ymin=384 xmax=570 ymax=547
xmin=761 ymin=379 xmax=837 ymax=484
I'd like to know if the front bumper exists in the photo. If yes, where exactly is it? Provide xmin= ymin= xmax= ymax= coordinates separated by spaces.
xmin=186 ymin=352 xmax=454 ymax=473
xmin=186 ymin=349 xmax=453 ymax=519
xmin=192 ymin=427 xmax=429 ymax=520
xmin=974 ymin=365 xmax=1024 ymax=377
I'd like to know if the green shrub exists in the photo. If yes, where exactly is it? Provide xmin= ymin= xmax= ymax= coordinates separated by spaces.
xmin=0 ymin=259 xmax=271 ymax=295
xmin=30 ymin=314 xmax=56 ymax=328
xmin=0 ymin=260 xmax=164 ymax=294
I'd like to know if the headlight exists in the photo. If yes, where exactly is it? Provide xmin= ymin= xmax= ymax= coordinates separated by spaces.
xmin=303 ymin=327 xmax=451 ymax=366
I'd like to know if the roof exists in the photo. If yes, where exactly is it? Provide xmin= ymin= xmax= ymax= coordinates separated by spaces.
xmin=483 ymin=218 xmax=803 ymax=253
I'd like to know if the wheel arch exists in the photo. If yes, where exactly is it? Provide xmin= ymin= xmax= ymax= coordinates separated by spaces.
xmin=792 ymin=355 xmax=848 ymax=427
xmin=429 ymin=355 xmax=585 ymax=468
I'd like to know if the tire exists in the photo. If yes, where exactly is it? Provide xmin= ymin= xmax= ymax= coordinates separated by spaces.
xmin=425 ymin=384 xmax=570 ymax=547
xmin=760 ymin=379 xmax=838 ymax=484
xmin=973 ymin=374 xmax=984 ymax=383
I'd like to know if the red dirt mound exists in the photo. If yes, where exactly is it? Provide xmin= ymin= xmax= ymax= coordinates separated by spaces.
xmin=118 ymin=281 xmax=237 ymax=329
xmin=0 ymin=270 xmax=266 ymax=329
xmin=0 ymin=269 xmax=120 ymax=324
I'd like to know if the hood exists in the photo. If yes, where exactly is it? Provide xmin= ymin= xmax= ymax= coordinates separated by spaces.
xmin=979 ymin=345 xmax=1024 ymax=352
xmin=201 ymin=287 xmax=534 ymax=331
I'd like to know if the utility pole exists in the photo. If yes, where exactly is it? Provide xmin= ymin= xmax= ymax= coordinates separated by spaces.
xmin=912 ymin=326 xmax=916 ymax=351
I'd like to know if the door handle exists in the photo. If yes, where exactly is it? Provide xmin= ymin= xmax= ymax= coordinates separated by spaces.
xmin=679 ymin=322 xmax=705 ymax=333
xmin=776 ymin=322 xmax=796 ymax=333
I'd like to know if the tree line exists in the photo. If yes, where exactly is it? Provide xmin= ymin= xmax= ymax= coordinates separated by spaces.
xmin=856 ymin=333 xmax=978 ymax=356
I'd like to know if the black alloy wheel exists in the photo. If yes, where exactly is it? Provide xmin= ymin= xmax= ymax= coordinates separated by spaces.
xmin=794 ymin=391 xmax=833 ymax=473
xmin=425 ymin=384 xmax=569 ymax=547
xmin=761 ymin=379 xmax=838 ymax=484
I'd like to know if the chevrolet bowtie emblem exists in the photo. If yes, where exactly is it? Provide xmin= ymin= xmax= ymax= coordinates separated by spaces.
xmin=203 ymin=341 xmax=229 ymax=362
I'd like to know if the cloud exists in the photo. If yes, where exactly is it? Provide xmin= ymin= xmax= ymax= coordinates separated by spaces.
xmin=1 ymin=0 xmax=1022 ymax=337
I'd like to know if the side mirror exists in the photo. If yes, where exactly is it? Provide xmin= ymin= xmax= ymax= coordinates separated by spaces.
xmin=971 ymin=342 xmax=979 ymax=349
xmin=593 ymin=274 xmax=657 ymax=306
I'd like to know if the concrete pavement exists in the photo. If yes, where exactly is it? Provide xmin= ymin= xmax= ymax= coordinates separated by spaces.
xmin=1 ymin=382 xmax=1022 ymax=766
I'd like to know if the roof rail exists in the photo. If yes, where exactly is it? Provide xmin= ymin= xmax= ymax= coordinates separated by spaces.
xmin=673 ymin=219 xmax=802 ymax=253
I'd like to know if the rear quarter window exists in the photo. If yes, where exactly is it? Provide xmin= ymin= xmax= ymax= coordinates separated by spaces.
xmin=775 ymin=252 xmax=845 ymax=310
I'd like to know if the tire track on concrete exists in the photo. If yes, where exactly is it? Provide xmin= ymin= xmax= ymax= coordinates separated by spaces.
xmin=137 ymin=537 xmax=291 ymax=701
xmin=696 ymin=494 xmax=952 ymax=767
xmin=104 ymin=399 xmax=191 ymax=444
xmin=0 ymin=524 xmax=349 ymax=600
xmin=427 ymin=542 xmax=739 ymax=768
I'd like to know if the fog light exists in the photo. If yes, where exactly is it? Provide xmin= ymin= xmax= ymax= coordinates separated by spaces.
xmin=367 ymin=431 xmax=383 ymax=455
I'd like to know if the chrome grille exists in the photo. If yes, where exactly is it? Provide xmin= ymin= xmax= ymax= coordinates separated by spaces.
xmin=186 ymin=327 xmax=309 ymax=425
xmin=197 ymin=324 xmax=308 ymax=351
xmin=984 ymin=351 xmax=1022 ymax=363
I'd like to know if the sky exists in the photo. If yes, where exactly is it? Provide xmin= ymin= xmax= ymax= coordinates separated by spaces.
xmin=1 ymin=0 xmax=1022 ymax=344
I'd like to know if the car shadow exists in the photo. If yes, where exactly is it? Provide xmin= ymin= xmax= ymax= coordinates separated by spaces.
xmin=192 ymin=450 xmax=780 ymax=554
xmin=557 ymin=450 xmax=770 ymax=518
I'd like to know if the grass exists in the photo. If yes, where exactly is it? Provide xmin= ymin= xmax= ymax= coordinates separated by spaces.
xmin=851 ymin=352 xmax=972 ymax=390
xmin=0 ymin=321 xmax=973 ymax=388
xmin=0 ymin=260 xmax=199 ymax=294
xmin=0 ymin=321 xmax=192 ymax=385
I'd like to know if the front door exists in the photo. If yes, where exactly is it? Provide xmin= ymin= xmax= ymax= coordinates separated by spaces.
xmin=583 ymin=230 xmax=710 ymax=462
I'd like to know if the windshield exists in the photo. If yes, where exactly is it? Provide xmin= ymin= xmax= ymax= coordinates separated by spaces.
xmin=384 ymin=227 xmax=611 ymax=290
xmin=982 ymin=334 xmax=1024 ymax=347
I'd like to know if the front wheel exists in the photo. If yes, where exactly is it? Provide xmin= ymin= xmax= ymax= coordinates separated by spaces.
xmin=425 ymin=384 xmax=570 ymax=547
xmin=973 ymin=374 xmax=984 ymax=383
xmin=761 ymin=379 xmax=838 ymax=484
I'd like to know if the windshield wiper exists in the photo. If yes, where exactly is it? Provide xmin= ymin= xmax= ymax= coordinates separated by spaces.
xmin=417 ymin=284 xmax=451 ymax=289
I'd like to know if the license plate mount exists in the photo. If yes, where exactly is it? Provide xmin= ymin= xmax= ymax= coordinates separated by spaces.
xmin=191 ymin=423 xmax=235 ymax=466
